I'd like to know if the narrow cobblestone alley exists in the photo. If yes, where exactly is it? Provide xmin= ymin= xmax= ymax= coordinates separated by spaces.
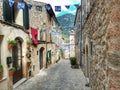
xmin=14 ymin=60 xmax=90 ymax=90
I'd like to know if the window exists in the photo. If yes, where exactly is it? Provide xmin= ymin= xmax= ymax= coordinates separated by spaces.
xmin=36 ymin=6 xmax=42 ymax=11
xmin=3 ymin=0 xmax=29 ymax=29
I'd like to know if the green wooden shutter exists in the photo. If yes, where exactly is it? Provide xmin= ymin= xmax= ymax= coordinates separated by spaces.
xmin=3 ymin=0 xmax=13 ymax=23
xmin=23 ymin=2 xmax=29 ymax=29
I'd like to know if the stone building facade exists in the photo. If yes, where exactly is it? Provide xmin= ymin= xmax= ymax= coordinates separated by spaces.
xmin=74 ymin=0 xmax=120 ymax=90
xmin=0 ymin=0 xmax=61 ymax=90
xmin=0 ymin=0 xmax=30 ymax=89
xmin=27 ymin=0 xmax=61 ymax=76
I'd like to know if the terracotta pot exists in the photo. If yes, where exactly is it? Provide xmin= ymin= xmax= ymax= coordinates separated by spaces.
xmin=27 ymin=62 xmax=31 ymax=68
xmin=9 ymin=70 xmax=14 ymax=76
xmin=26 ymin=54 xmax=31 ymax=58
xmin=0 ymin=74 xmax=3 ymax=80
xmin=8 ymin=44 xmax=13 ymax=49
xmin=26 ymin=44 xmax=30 ymax=49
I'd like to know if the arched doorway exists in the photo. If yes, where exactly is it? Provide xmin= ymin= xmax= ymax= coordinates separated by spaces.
xmin=39 ymin=47 xmax=44 ymax=69
xmin=12 ymin=38 xmax=23 ymax=84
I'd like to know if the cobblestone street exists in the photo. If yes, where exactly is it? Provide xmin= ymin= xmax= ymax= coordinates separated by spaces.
xmin=14 ymin=59 xmax=90 ymax=90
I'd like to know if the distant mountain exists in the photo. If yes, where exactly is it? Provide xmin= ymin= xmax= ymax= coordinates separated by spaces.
xmin=57 ymin=14 xmax=75 ymax=34
xmin=56 ymin=10 xmax=75 ymax=17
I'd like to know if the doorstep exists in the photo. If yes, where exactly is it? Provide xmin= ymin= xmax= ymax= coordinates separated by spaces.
xmin=13 ymin=78 xmax=27 ymax=89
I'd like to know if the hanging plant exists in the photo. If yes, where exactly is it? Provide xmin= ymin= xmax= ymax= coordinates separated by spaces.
xmin=9 ymin=67 xmax=15 ymax=77
xmin=26 ymin=59 xmax=31 ymax=68
xmin=26 ymin=40 xmax=32 ymax=49
xmin=26 ymin=50 xmax=31 ymax=58
xmin=0 ymin=64 xmax=3 ymax=80
xmin=7 ymin=39 xmax=16 ymax=49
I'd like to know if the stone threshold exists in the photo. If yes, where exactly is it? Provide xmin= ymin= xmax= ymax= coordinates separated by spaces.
xmin=13 ymin=78 xmax=27 ymax=89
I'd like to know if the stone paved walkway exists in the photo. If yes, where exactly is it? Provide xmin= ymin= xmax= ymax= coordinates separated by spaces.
xmin=14 ymin=59 xmax=90 ymax=90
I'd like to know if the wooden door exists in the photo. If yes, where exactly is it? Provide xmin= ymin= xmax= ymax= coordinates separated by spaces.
xmin=39 ymin=48 xmax=44 ymax=69
xmin=12 ymin=39 xmax=23 ymax=84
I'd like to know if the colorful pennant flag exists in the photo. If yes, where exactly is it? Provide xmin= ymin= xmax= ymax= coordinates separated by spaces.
xmin=65 ymin=5 xmax=70 ymax=9
xmin=45 ymin=4 xmax=51 ymax=11
xmin=17 ymin=2 xmax=25 ymax=9
xmin=74 ymin=4 xmax=79 ymax=8
xmin=55 ymin=6 xmax=61 ymax=12
xmin=27 ymin=4 xmax=32 ymax=9
xmin=8 ymin=0 xmax=14 ymax=7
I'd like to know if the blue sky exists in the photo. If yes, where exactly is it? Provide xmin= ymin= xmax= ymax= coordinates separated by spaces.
xmin=34 ymin=0 xmax=81 ymax=17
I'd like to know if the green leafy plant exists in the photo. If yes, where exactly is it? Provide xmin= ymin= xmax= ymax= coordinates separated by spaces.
xmin=26 ymin=50 xmax=31 ymax=54
xmin=8 ymin=39 xmax=16 ymax=45
xmin=26 ymin=40 xmax=32 ymax=45
xmin=9 ymin=67 xmax=16 ymax=72
xmin=69 ymin=57 xmax=77 ymax=65
xmin=0 ymin=64 xmax=3 ymax=80
xmin=26 ymin=50 xmax=31 ymax=58
xmin=26 ymin=59 xmax=31 ymax=63
xmin=0 ymin=64 xmax=3 ymax=73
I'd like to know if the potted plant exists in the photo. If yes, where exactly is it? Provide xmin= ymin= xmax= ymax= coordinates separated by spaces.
xmin=69 ymin=57 xmax=79 ymax=69
xmin=26 ymin=59 xmax=31 ymax=68
xmin=9 ymin=67 xmax=15 ymax=76
xmin=26 ymin=50 xmax=31 ymax=58
xmin=8 ymin=39 xmax=16 ymax=49
xmin=26 ymin=40 xmax=32 ymax=49
xmin=0 ymin=64 xmax=3 ymax=80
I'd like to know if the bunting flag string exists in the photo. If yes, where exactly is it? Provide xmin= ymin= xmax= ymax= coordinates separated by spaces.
xmin=8 ymin=0 xmax=14 ymax=7
xmin=27 ymin=4 xmax=32 ymax=9
xmin=17 ymin=2 xmax=25 ymax=9
xmin=45 ymin=4 xmax=51 ymax=11
xmin=55 ymin=6 xmax=61 ymax=12
xmin=65 ymin=5 xmax=70 ymax=9
xmin=54 ymin=4 xmax=79 ymax=12
xmin=74 ymin=4 xmax=79 ymax=8
xmin=7 ymin=0 xmax=32 ymax=9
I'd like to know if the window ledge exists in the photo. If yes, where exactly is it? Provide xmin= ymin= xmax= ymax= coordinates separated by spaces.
xmin=0 ymin=20 xmax=29 ymax=34
xmin=0 ymin=76 xmax=7 ymax=82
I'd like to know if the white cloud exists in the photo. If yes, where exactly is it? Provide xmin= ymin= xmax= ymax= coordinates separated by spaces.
xmin=34 ymin=0 xmax=80 ymax=16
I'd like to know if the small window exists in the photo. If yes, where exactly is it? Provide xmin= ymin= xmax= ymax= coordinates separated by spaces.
xmin=36 ymin=6 xmax=42 ymax=11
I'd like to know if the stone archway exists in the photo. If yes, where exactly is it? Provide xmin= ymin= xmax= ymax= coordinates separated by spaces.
xmin=12 ymin=37 xmax=23 ymax=84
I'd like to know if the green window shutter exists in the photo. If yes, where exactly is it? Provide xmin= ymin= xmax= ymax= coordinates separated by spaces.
xmin=46 ymin=50 xmax=51 ymax=61
xmin=23 ymin=2 xmax=29 ymax=29
xmin=3 ymin=0 xmax=13 ymax=23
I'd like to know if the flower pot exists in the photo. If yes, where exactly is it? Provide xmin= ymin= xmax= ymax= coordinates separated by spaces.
xmin=26 ymin=44 xmax=30 ymax=49
xmin=26 ymin=53 xmax=31 ymax=58
xmin=0 ymin=73 xmax=3 ymax=80
xmin=9 ymin=70 xmax=14 ymax=76
xmin=8 ymin=44 xmax=13 ymax=49
xmin=27 ymin=62 xmax=31 ymax=68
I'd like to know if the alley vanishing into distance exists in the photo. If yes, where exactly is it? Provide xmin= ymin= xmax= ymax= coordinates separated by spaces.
xmin=14 ymin=60 xmax=90 ymax=90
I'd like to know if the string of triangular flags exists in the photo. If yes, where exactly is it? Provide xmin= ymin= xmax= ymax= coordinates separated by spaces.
xmin=55 ymin=4 xmax=79 ymax=12
xmin=8 ymin=0 xmax=79 ymax=11
xmin=8 ymin=0 xmax=32 ymax=9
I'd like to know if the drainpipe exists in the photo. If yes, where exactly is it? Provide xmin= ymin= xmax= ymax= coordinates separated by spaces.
xmin=80 ymin=0 xmax=83 ymax=67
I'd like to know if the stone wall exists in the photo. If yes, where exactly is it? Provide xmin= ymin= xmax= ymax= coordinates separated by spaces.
xmin=82 ymin=0 xmax=120 ymax=90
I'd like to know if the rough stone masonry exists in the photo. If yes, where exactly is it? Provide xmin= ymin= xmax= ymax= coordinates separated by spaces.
xmin=82 ymin=0 xmax=120 ymax=90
